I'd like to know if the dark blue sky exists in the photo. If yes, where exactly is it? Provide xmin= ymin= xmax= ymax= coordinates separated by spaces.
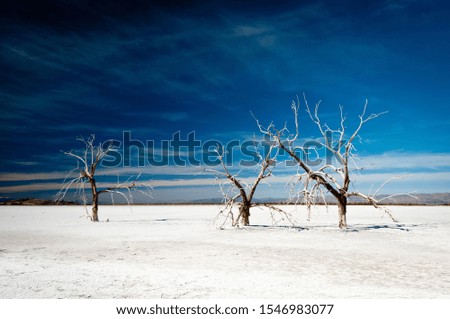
xmin=1 ymin=0 xmax=450 ymax=201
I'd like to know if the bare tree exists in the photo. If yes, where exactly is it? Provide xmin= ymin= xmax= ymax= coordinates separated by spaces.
xmin=255 ymin=95 xmax=398 ymax=229
xmin=205 ymin=139 xmax=291 ymax=227
xmin=55 ymin=134 xmax=151 ymax=222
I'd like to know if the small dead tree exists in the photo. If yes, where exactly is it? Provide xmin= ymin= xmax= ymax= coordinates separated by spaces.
xmin=55 ymin=134 xmax=151 ymax=222
xmin=255 ymin=95 xmax=398 ymax=229
xmin=206 ymin=139 xmax=290 ymax=227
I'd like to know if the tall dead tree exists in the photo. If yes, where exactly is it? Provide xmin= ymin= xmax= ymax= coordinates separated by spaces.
xmin=255 ymin=95 xmax=398 ymax=229
xmin=206 ymin=140 xmax=290 ymax=227
xmin=55 ymin=134 xmax=151 ymax=222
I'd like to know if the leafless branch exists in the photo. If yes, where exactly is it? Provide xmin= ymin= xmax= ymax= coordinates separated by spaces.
xmin=254 ymin=94 xmax=397 ymax=228
xmin=206 ymin=134 xmax=286 ymax=227
xmin=56 ymin=134 xmax=152 ymax=221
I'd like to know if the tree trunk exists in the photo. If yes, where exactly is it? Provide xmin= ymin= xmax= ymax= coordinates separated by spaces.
xmin=239 ymin=204 xmax=250 ymax=226
xmin=90 ymin=178 xmax=99 ymax=222
xmin=337 ymin=196 xmax=347 ymax=229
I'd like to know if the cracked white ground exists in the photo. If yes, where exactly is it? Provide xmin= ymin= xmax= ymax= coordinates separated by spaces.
xmin=1 ymin=205 xmax=449 ymax=298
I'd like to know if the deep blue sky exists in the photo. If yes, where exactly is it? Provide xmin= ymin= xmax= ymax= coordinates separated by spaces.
xmin=1 ymin=0 xmax=450 ymax=201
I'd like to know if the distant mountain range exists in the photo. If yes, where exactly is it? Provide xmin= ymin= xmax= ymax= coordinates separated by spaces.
xmin=188 ymin=193 xmax=450 ymax=205
xmin=0 ymin=198 xmax=76 ymax=206
xmin=1 ymin=193 xmax=450 ymax=206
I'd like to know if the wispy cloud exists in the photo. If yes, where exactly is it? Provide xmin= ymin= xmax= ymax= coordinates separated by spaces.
xmin=1 ymin=151 xmax=450 ymax=182
xmin=2 ymin=170 xmax=450 ymax=195
xmin=0 ymin=177 xmax=217 ymax=194
xmin=6 ymin=46 xmax=40 ymax=61
xmin=158 ymin=112 xmax=189 ymax=122
xmin=378 ymin=0 xmax=418 ymax=12
xmin=358 ymin=152 xmax=450 ymax=170
xmin=13 ymin=161 xmax=40 ymax=166
xmin=0 ymin=164 xmax=203 ymax=182
xmin=0 ymin=182 xmax=66 ymax=193
xmin=0 ymin=172 xmax=68 ymax=182
xmin=258 ymin=35 xmax=276 ymax=48
xmin=233 ymin=25 xmax=270 ymax=37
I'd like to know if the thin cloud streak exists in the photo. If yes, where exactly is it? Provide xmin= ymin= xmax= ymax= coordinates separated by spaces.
xmin=1 ymin=152 xmax=449 ymax=182
xmin=358 ymin=152 xmax=450 ymax=170
xmin=2 ymin=171 xmax=450 ymax=195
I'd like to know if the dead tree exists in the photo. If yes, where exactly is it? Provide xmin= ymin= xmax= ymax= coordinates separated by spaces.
xmin=255 ymin=95 xmax=398 ymax=229
xmin=55 ymin=134 xmax=151 ymax=222
xmin=205 ymin=140 xmax=291 ymax=227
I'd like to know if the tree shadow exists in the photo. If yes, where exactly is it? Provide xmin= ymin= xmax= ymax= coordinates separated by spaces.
xmin=347 ymin=224 xmax=419 ymax=232
xmin=244 ymin=224 xmax=309 ymax=231
xmin=105 ymin=218 xmax=180 ymax=224
xmin=243 ymin=223 xmax=420 ymax=233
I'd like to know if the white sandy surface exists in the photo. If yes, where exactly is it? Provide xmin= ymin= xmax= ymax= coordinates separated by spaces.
xmin=0 ymin=205 xmax=449 ymax=298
